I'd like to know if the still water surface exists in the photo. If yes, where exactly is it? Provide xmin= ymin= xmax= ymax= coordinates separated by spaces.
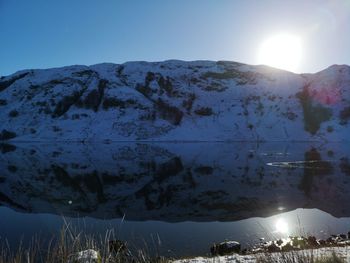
xmin=0 ymin=142 xmax=349 ymax=257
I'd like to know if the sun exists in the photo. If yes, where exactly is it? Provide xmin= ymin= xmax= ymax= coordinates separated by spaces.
xmin=257 ymin=33 xmax=303 ymax=72
xmin=275 ymin=218 xmax=289 ymax=234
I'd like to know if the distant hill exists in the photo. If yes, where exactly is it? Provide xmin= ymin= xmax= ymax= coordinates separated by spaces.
xmin=0 ymin=60 xmax=349 ymax=141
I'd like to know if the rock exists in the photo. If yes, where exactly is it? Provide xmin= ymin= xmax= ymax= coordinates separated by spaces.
xmin=281 ymin=243 xmax=293 ymax=252
xmin=307 ymin=236 xmax=318 ymax=247
xmin=276 ymin=239 xmax=283 ymax=246
xmin=339 ymin=234 xmax=347 ymax=240
xmin=210 ymin=241 xmax=241 ymax=256
xmin=326 ymin=237 xmax=334 ymax=244
xmin=241 ymin=248 xmax=248 ymax=255
xmin=337 ymin=241 xmax=350 ymax=247
xmin=318 ymin=239 xmax=326 ymax=246
xmin=267 ymin=243 xmax=280 ymax=253
xmin=68 ymin=249 xmax=101 ymax=263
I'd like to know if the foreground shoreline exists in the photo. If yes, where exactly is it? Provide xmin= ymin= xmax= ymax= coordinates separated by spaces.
xmin=1 ymin=231 xmax=350 ymax=263
xmin=2 ymin=245 xmax=350 ymax=263
xmin=174 ymin=246 xmax=350 ymax=263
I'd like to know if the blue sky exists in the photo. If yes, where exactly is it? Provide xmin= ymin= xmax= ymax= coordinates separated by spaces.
xmin=1 ymin=0 xmax=349 ymax=75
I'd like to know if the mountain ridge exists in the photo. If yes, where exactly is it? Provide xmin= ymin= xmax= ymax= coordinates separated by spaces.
xmin=0 ymin=60 xmax=349 ymax=142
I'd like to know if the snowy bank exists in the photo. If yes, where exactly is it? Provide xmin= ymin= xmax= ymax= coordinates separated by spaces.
xmin=174 ymin=246 xmax=350 ymax=263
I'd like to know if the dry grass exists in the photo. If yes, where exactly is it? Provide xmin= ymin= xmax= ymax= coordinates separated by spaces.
xmin=0 ymin=219 xmax=170 ymax=263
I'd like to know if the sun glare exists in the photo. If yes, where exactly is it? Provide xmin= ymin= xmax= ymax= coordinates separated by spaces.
xmin=275 ymin=218 xmax=289 ymax=234
xmin=257 ymin=33 xmax=302 ymax=72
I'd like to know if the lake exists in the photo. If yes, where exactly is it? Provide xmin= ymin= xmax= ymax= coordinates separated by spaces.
xmin=0 ymin=142 xmax=350 ymax=257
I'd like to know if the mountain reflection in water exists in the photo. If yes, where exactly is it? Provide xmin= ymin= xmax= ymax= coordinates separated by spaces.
xmin=0 ymin=142 xmax=350 ymax=256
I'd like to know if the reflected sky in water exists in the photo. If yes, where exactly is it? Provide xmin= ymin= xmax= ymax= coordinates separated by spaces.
xmin=1 ymin=207 xmax=350 ymax=257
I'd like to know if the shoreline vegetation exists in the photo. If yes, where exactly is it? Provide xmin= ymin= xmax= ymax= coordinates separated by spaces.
xmin=1 ymin=225 xmax=350 ymax=263
xmin=0 ymin=225 xmax=169 ymax=263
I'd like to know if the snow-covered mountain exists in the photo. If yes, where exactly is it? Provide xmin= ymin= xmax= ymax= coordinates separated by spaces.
xmin=0 ymin=142 xmax=349 ymax=221
xmin=1 ymin=60 xmax=349 ymax=142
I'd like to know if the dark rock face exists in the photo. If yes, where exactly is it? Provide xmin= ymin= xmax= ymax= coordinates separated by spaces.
xmin=296 ymin=85 xmax=333 ymax=135
xmin=0 ymin=72 xmax=29 ymax=92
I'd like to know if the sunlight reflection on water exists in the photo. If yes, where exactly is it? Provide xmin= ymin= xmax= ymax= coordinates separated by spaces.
xmin=275 ymin=218 xmax=289 ymax=234
xmin=267 ymin=160 xmax=334 ymax=169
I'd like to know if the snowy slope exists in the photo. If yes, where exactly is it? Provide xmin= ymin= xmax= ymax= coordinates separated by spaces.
xmin=0 ymin=60 xmax=349 ymax=142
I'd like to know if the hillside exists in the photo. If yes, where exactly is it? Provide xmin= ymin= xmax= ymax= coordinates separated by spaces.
xmin=0 ymin=60 xmax=349 ymax=141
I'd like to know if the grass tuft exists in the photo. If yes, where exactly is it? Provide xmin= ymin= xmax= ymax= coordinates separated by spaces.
xmin=0 ymin=220 xmax=171 ymax=263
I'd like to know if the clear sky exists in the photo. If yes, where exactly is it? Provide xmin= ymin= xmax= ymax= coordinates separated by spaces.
xmin=1 ymin=0 xmax=349 ymax=75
